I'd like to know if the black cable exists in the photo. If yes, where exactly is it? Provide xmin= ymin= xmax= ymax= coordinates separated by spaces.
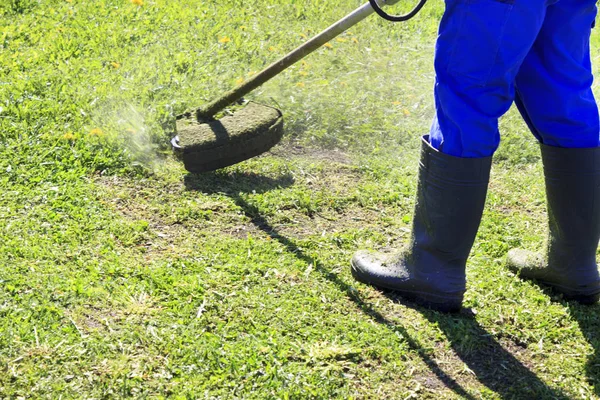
xmin=368 ymin=0 xmax=428 ymax=22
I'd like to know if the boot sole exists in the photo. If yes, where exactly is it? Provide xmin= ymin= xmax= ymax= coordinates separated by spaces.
xmin=351 ymin=260 xmax=463 ymax=313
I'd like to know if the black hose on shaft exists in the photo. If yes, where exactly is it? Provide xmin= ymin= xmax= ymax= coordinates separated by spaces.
xmin=368 ymin=0 xmax=428 ymax=22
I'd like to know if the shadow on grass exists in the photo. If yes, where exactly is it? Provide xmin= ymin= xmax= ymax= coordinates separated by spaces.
xmin=512 ymin=290 xmax=600 ymax=396
xmin=184 ymin=171 xmax=568 ymax=399
xmin=385 ymin=292 xmax=569 ymax=399
xmin=506 ymin=280 xmax=600 ymax=395
xmin=184 ymin=170 xmax=295 ymax=195
xmin=567 ymin=302 xmax=600 ymax=396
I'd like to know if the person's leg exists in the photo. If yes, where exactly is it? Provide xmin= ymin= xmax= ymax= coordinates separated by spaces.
xmin=352 ymin=0 xmax=550 ymax=312
xmin=351 ymin=136 xmax=492 ymax=312
xmin=507 ymin=0 xmax=600 ymax=303
xmin=429 ymin=0 xmax=551 ymax=157
xmin=514 ymin=0 xmax=599 ymax=148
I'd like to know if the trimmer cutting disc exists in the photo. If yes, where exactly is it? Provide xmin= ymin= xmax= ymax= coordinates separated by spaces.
xmin=170 ymin=0 xmax=424 ymax=173
xmin=172 ymin=102 xmax=283 ymax=173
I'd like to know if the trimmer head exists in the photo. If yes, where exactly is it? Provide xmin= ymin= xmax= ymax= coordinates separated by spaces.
xmin=172 ymin=102 xmax=284 ymax=173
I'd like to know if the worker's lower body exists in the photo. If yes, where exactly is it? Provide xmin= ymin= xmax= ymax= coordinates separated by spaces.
xmin=351 ymin=0 xmax=600 ymax=311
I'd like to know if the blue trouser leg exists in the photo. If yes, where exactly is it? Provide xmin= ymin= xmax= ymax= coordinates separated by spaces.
xmin=430 ymin=0 xmax=599 ymax=157
xmin=515 ymin=0 xmax=599 ymax=148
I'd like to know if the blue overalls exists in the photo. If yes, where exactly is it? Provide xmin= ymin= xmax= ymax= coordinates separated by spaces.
xmin=430 ymin=0 xmax=600 ymax=158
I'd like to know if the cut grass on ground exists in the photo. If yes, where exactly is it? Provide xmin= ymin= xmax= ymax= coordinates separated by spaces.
xmin=2 ymin=0 xmax=600 ymax=398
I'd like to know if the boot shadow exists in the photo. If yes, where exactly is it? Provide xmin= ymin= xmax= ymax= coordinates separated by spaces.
xmin=566 ymin=302 xmax=600 ymax=395
xmin=511 ymin=279 xmax=600 ymax=395
xmin=381 ymin=292 xmax=569 ymax=399
xmin=530 ymin=290 xmax=600 ymax=395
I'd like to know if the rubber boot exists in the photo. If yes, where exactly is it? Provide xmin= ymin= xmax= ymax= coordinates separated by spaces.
xmin=507 ymin=144 xmax=600 ymax=304
xmin=351 ymin=136 xmax=492 ymax=312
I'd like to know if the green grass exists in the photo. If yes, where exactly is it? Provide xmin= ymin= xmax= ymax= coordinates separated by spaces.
xmin=2 ymin=0 xmax=600 ymax=398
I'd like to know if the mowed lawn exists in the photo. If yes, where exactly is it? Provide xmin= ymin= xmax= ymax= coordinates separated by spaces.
xmin=2 ymin=0 xmax=600 ymax=398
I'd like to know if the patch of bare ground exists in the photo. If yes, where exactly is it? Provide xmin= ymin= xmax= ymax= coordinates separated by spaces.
xmin=68 ymin=308 xmax=123 ymax=334
xmin=94 ymin=176 xmax=205 ymax=257
xmin=348 ymin=361 xmax=475 ymax=399
xmin=269 ymin=143 xmax=353 ymax=165
xmin=268 ymin=205 xmax=411 ymax=243
xmin=69 ymin=298 xmax=166 ymax=336
xmin=96 ymin=146 xmax=406 ymax=245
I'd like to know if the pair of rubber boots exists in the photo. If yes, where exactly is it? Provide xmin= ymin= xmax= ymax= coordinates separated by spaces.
xmin=351 ymin=136 xmax=600 ymax=312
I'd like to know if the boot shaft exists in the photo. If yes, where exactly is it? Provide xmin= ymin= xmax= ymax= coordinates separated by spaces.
xmin=541 ymin=144 xmax=600 ymax=272
xmin=350 ymin=136 xmax=493 ymax=311
xmin=408 ymin=136 xmax=492 ymax=272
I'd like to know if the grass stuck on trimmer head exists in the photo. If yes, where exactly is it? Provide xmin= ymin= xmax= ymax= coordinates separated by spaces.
xmin=172 ymin=102 xmax=283 ymax=173
xmin=170 ymin=1 xmax=422 ymax=173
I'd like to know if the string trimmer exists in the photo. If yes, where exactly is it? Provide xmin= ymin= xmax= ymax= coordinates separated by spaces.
xmin=171 ymin=0 xmax=427 ymax=173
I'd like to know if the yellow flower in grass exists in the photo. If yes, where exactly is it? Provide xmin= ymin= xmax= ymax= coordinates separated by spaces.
xmin=268 ymin=46 xmax=277 ymax=52
xmin=131 ymin=0 xmax=143 ymax=5
xmin=89 ymin=128 xmax=104 ymax=137
xmin=323 ymin=43 xmax=333 ymax=49
xmin=351 ymin=37 xmax=359 ymax=44
xmin=296 ymin=82 xmax=305 ymax=88
xmin=219 ymin=36 xmax=231 ymax=44
xmin=299 ymin=33 xmax=308 ymax=39
xmin=62 ymin=132 xmax=75 ymax=140
xmin=336 ymin=38 xmax=347 ymax=43
xmin=235 ymin=77 xmax=245 ymax=85
xmin=110 ymin=61 xmax=121 ymax=69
